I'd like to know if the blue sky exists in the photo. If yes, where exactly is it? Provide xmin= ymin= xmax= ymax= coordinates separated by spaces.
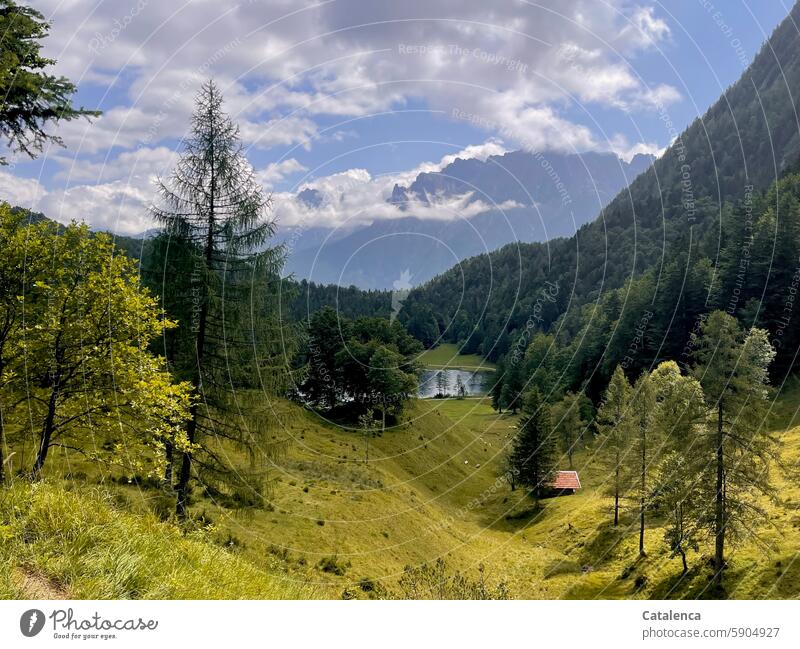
xmin=0 ymin=1 xmax=793 ymax=234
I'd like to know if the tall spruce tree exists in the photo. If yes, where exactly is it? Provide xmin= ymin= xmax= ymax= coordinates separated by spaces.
xmin=151 ymin=80 xmax=290 ymax=518
xmin=595 ymin=366 xmax=634 ymax=526
xmin=507 ymin=387 xmax=557 ymax=500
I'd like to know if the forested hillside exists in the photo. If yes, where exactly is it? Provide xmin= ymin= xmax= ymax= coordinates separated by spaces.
xmin=400 ymin=2 xmax=800 ymax=383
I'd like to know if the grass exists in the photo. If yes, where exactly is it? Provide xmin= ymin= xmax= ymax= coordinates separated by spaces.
xmin=0 ymin=481 xmax=314 ymax=599
xmin=417 ymin=343 xmax=496 ymax=370
xmin=4 ymin=381 xmax=800 ymax=599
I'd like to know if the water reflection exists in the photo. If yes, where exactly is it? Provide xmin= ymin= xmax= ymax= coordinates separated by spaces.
xmin=418 ymin=368 xmax=493 ymax=398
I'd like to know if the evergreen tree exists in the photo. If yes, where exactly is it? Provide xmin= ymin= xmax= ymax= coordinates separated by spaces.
xmin=151 ymin=80 xmax=290 ymax=518
xmin=595 ymin=366 xmax=634 ymax=526
xmin=550 ymin=391 xmax=590 ymax=469
xmin=507 ymin=387 xmax=557 ymax=500
xmin=690 ymin=310 xmax=776 ymax=590
xmin=630 ymin=371 xmax=656 ymax=557
xmin=0 ymin=0 xmax=99 ymax=164
xmin=651 ymin=451 xmax=703 ymax=574
xmin=302 ymin=306 xmax=348 ymax=409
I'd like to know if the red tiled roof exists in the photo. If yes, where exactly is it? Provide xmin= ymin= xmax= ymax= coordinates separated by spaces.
xmin=551 ymin=470 xmax=581 ymax=490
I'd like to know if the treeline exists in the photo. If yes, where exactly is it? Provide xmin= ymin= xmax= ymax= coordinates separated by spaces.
xmin=505 ymin=311 xmax=776 ymax=590
xmin=485 ymin=172 xmax=800 ymax=403
xmin=287 ymin=280 xmax=393 ymax=321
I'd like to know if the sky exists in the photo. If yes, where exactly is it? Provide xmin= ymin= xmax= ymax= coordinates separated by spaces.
xmin=0 ymin=0 xmax=794 ymax=235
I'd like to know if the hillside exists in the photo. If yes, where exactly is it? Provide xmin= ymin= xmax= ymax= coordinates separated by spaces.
xmin=0 ymin=482 xmax=313 ymax=599
xmin=18 ymin=378 xmax=799 ymax=600
xmin=400 ymin=1 xmax=800 ymax=361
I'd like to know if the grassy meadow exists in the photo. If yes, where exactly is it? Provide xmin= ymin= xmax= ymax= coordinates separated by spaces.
xmin=6 ymin=368 xmax=800 ymax=599
xmin=417 ymin=343 xmax=496 ymax=371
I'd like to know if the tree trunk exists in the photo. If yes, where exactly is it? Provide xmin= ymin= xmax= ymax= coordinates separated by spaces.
xmin=381 ymin=408 xmax=386 ymax=435
xmin=639 ymin=424 xmax=646 ymax=557
xmin=176 ymin=97 xmax=216 ymax=520
xmin=163 ymin=439 xmax=174 ymax=487
xmin=713 ymin=400 xmax=725 ymax=589
xmin=680 ymin=547 xmax=688 ymax=574
xmin=0 ymin=400 xmax=6 ymax=485
xmin=32 ymin=388 xmax=59 ymax=479
xmin=614 ymin=462 xmax=620 ymax=526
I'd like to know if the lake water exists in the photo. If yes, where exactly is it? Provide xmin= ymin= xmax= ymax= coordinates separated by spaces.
xmin=418 ymin=368 xmax=494 ymax=398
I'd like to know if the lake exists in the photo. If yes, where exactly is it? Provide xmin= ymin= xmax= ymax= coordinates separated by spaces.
xmin=418 ymin=368 xmax=494 ymax=398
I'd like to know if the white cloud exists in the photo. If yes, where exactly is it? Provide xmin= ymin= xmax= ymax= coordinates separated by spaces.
xmin=20 ymin=0 xmax=679 ymax=232
xmin=258 ymin=158 xmax=308 ymax=187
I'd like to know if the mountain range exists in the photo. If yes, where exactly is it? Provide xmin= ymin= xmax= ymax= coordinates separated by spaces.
xmin=280 ymin=150 xmax=654 ymax=289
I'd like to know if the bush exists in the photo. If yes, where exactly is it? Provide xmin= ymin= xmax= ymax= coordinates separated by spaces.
xmin=317 ymin=556 xmax=349 ymax=576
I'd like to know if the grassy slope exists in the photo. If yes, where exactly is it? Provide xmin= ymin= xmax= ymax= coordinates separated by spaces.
xmin=0 ymin=482 xmax=314 ymax=599
xmin=179 ymin=386 xmax=799 ymax=599
xmin=417 ymin=343 xmax=496 ymax=370
xmin=5 ymin=370 xmax=800 ymax=600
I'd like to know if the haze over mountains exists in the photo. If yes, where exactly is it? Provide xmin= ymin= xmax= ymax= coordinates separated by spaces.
xmin=281 ymin=150 xmax=654 ymax=289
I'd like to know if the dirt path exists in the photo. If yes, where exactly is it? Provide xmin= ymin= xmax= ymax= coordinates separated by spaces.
xmin=13 ymin=567 xmax=69 ymax=599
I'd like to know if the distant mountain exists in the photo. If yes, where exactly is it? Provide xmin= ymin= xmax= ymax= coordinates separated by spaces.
xmin=284 ymin=150 xmax=654 ymax=289
xmin=400 ymin=1 xmax=800 ymax=372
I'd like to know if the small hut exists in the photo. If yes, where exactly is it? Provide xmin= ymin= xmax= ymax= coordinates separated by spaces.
xmin=548 ymin=470 xmax=581 ymax=495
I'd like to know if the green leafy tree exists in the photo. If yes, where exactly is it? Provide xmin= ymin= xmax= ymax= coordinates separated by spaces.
xmin=151 ymin=80 xmax=289 ymax=518
xmin=367 ymin=345 xmax=417 ymax=433
xmin=651 ymin=451 xmax=703 ymax=574
xmin=0 ymin=204 xmax=55 ymax=481
xmin=0 ymin=0 xmax=99 ymax=164
xmin=302 ymin=306 xmax=348 ymax=409
xmin=595 ymin=366 xmax=634 ymax=526
xmin=18 ymin=224 xmax=191 ymax=478
xmin=507 ymin=387 xmax=557 ymax=500
xmin=690 ymin=310 xmax=776 ymax=590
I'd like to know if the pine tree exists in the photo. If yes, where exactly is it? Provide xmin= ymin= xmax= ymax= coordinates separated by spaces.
xmin=507 ymin=387 xmax=557 ymax=500
xmin=690 ymin=310 xmax=776 ymax=591
xmin=151 ymin=80 xmax=291 ymax=518
xmin=595 ymin=366 xmax=634 ymax=526
xmin=0 ymin=0 xmax=100 ymax=164
xmin=551 ymin=391 xmax=590 ymax=469
xmin=630 ymin=372 xmax=656 ymax=556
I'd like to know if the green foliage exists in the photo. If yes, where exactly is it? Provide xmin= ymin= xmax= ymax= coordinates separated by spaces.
xmin=550 ymin=391 xmax=591 ymax=469
xmin=594 ymin=366 xmax=634 ymax=526
xmin=300 ymin=306 xmax=420 ymax=420
xmin=0 ymin=206 xmax=191 ymax=480
xmin=0 ymin=0 xmax=99 ymax=164
xmin=150 ymin=81 xmax=293 ymax=516
xmin=690 ymin=310 xmax=777 ymax=588
xmin=506 ymin=387 xmax=557 ymax=498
